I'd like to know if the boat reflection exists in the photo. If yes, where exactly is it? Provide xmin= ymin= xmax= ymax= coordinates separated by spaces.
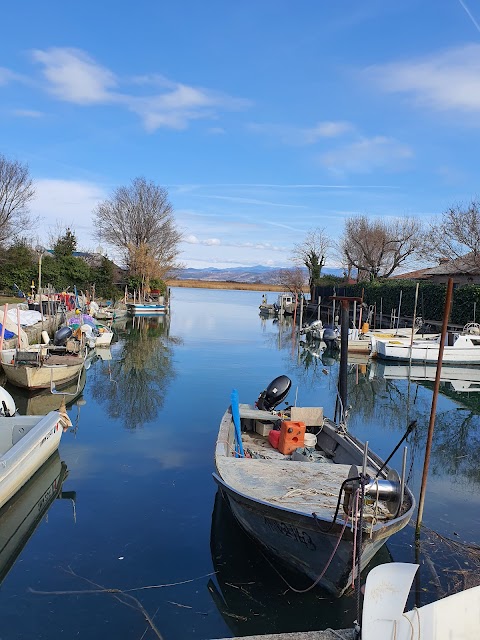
xmin=208 ymin=490 xmax=392 ymax=637
xmin=0 ymin=451 xmax=74 ymax=584
xmin=5 ymin=366 xmax=87 ymax=416
xmin=369 ymin=360 xmax=480 ymax=393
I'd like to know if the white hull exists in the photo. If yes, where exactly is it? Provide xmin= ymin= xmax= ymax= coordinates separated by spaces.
xmin=0 ymin=412 xmax=63 ymax=509
xmin=127 ymin=303 xmax=167 ymax=315
xmin=376 ymin=333 xmax=480 ymax=364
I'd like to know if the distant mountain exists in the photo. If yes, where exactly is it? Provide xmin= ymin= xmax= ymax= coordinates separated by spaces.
xmin=174 ymin=265 xmax=344 ymax=283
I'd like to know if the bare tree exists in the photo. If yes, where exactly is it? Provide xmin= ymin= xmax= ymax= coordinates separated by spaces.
xmin=275 ymin=267 xmax=307 ymax=297
xmin=92 ymin=177 xmax=183 ymax=281
xmin=339 ymin=215 xmax=422 ymax=281
xmin=423 ymin=200 xmax=480 ymax=266
xmin=0 ymin=154 xmax=36 ymax=245
xmin=293 ymin=228 xmax=331 ymax=298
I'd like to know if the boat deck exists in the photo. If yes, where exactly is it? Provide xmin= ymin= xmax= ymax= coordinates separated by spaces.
xmin=216 ymin=453 xmax=388 ymax=521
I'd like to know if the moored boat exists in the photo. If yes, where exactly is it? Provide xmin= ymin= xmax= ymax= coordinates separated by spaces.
xmin=0 ymin=387 xmax=69 ymax=509
xmin=375 ymin=322 xmax=480 ymax=364
xmin=213 ymin=375 xmax=415 ymax=597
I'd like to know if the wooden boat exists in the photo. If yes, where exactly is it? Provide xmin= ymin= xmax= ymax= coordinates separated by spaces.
xmin=259 ymin=293 xmax=295 ymax=316
xmin=0 ymin=451 xmax=71 ymax=584
xmin=0 ymin=387 xmax=68 ymax=509
xmin=375 ymin=322 xmax=480 ymax=364
xmin=0 ymin=347 xmax=85 ymax=390
xmin=361 ymin=562 xmax=480 ymax=639
xmin=213 ymin=375 xmax=415 ymax=597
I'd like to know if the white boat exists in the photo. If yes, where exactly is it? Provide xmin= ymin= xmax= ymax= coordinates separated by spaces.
xmin=361 ymin=562 xmax=480 ymax=640
xmin=0 ymin=387 xmax=68 ymax=510
xmin=375 ymin=323 xmax=480 ymax=364
xmin=259 ymin=293 xmax=295 ymax=316
xmin=126 ymin=302 xmax=168 ymax=315
xmin=213 ymin=375 xmax=415 ymax=597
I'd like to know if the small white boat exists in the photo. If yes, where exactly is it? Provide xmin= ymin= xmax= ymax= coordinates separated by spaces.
xmin=0 ymin=388 xmax=68 ymax=510
xmin=362 ymin=562 xmax=480 ymax=639
xmin=126 ymin=302 xmax=168 ymax=315
xmin=259 ymin=293 xmax=295 ymax=316
xmin=375 ymin=323 xmax=480 ymax=364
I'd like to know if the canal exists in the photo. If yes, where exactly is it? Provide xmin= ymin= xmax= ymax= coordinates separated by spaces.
xmin=0 ymin=287 xmax=479 ymax=639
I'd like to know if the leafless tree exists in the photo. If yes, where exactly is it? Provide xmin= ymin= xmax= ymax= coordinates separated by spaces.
xmin=275 ymin=267 xmax=307 ymax=297
xmin=422 ymin=200 xmax=480 ymax=266
xmin=293 ymin=228 xmax=331 ymax=298
xmin=92 ymin=177 xmax=183 ymax=279
xmin=0 ymin=154 xmax=36 ymax=245
xmin=339 ymin=215 xmax=423 ymax=281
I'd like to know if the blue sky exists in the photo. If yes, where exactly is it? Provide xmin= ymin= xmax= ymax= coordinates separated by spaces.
xmin=2 ymin=1 xmax=480 ymax=269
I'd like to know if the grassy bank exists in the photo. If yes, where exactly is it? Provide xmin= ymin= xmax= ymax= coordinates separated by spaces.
xmin=166 ymin=279 xmax=297 ymax=292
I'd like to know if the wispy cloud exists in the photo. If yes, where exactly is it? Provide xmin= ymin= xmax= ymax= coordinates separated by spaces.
xmin=169 ymin=182 xmax=398 ymax=190
xmin=319 ymin=136 xmax=413 ymax=174
xmin=12 ymin=108 xmax=44 ymax=118
xmin=197 ymin=194 xmax=307 ymax=208
xmin=30 ymin=47 xmax=250 ymax=131
xmin=247 ymin=120 xmax=353 ymax=145
xmin=458 ymin=0 xmax=480 ymax=34
xmin=366 ymin=43 xmax=480 ymax=113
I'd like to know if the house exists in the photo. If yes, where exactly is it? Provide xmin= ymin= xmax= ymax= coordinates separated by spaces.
xmin=393 ymin=254 xmax=480 ymax=286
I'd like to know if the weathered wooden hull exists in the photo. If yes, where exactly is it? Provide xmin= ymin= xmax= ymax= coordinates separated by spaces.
xmin=1 ymin=361 xmax=84 ymax=390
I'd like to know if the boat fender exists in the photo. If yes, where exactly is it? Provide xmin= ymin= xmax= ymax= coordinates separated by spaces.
xmin=41 ymin=330 xmax=50 ymax=344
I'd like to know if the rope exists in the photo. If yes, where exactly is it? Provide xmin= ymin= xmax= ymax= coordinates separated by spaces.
xmin=251 ymin=510 xmax=351 ymax=594
xmin=354 ymin=475 xmax=366 ymax=639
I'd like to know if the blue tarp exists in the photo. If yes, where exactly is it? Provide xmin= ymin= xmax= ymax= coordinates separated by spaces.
xmin=0 ymin=323 xmax=14 ymax=340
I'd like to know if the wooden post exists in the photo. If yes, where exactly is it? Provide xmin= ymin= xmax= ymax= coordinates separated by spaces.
xmin=298 ymin=294 xmax=304 ymax=337
xmin=415 ymin=278 xmax=454 ymax=536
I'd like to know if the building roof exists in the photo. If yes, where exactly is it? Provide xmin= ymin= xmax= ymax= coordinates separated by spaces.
xmin=393 ymin=253 xmax=480 ymax=280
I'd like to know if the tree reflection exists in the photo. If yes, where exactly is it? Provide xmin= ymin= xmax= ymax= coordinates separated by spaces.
xmin=90 ymin=315 xmax=182 ymax=428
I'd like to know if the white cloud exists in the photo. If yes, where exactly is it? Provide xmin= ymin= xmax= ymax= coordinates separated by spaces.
xmin=366 ymin=43 xmax=480 ymax=113
xmin=319 ymin=136 xmax=413 ymax=174
xmin=31 ymin=178 xmax=107 ymax=249
xmin=183 ymin=234 xmax=221 ymax=246
xmin=30 ymin=47 xmax=250 ymax=131
xmin=247 ymin=120 xmax=353 ymax=145
xmin=12 ymin=108 xmax=43 ymax=118
xmin=198 ymin=194 xmax=306 ymax=208
xmin=32 ymin=48 xmax=117 ymax=104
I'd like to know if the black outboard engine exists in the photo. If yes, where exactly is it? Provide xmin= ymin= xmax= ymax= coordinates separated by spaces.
xmin=323 ymin=326 xmax=339 ymax=349
xmin=53 ymin=325 xmax=73 ymax=346
xmin=256 ymin=375 xmax=291 ymax=411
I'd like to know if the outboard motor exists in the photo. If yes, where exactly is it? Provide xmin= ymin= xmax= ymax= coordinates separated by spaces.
xmin=0 ymin=387 xmax=16 ymax=417
xmin=256 ymin=375 xmax=291 ymax=411
xmin=53 ymin=325 xmax=73 ymax=346
xmin=323 ymin=326 xmax=339 ymax=349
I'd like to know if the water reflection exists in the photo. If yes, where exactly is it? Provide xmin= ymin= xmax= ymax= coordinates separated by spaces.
xmin=91 ymin=315 xmax=181 ymax=429
xmin=0 ymin=452 xmax=73 ymax=584
xmin=209 ymin=490 xmax=392 ymax=636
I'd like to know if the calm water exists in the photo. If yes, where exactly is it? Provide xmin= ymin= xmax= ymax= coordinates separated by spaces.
xmin=1 ymin=287 xmax=479 ymax=639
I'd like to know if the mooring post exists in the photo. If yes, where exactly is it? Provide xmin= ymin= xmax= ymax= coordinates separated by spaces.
xmin=415 ymin=278 xmax=454 ymax=537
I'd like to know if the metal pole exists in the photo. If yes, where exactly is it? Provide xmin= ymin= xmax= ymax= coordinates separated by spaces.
xmin=339 ymin=300 xmax=349 ymax=419
xmin=415 ymin=278 xmax=454 ymax=536
xmin=317 ymin=296 xmax=321 ymax=321
xmin=39 ymin=253 xmax=44 ymax=336
xmin=380 ymin=298 xmax=383 ymax=329
xmin=298 ymin=294 xmax=304 ymax=337
xmin=396 ymin=290 xmax=403 ymax=331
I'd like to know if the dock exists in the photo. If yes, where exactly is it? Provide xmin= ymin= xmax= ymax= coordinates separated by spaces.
xmin=214 ymin=630 xmax=353 ymax=639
